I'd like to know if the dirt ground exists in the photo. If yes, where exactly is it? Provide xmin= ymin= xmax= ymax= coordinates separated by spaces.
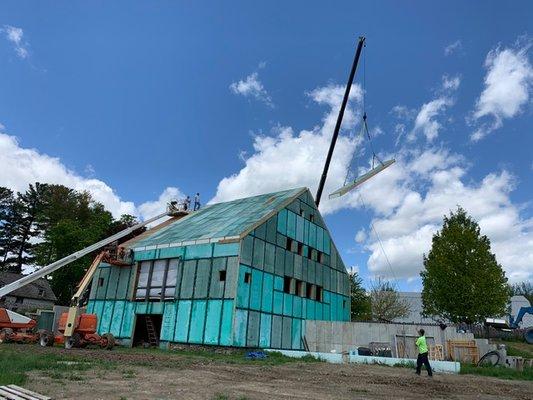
xmin=21 ymin=346 xmax=533 ymax=400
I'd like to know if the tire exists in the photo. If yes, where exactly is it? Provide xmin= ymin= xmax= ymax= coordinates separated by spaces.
xmin=39 ymin=331 xmax=55 ymax=347
xmin=0 ymin=328 xmax=14 ymax=344
xmin=477 ymin=350 xmax=500 ymax=367
xmin=65 ymin=333 xmax=82 ymax=349
xmin=100 ymin=333 xmax=115 ymax=350
xmin=525 ymin=328 xmax=533 ymax=345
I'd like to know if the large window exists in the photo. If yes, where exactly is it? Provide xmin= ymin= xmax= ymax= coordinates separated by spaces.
xmin=135 ymin=258 xmax=179 ymax=301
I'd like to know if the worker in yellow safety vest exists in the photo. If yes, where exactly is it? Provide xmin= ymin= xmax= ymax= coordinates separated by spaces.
xmin=415 ymin=329 xmax=433 ymax=377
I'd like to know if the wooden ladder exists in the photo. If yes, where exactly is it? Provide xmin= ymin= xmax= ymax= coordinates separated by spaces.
xmin=144 ymin=316 xmax=159 ymax=347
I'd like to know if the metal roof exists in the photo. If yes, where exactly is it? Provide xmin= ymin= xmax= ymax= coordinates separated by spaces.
xmin=132 ymin=187 xmax=307 ymax=249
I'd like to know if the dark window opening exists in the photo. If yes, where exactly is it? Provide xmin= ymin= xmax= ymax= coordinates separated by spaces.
xmin=38 ymin=289 xmax=45 ymax=297
xmin=316 ymin=286 xmax=323 ymax=302
xmin=283 ymin=276 xmax=292 ymax=294
xmin=306 ymin=284 xmax=314 ymax=299
xmin=299 ymin=209 xmax=305 ymax=217
xmin=297 ymin=242 xmax=303 ymax=256
xmin=244 ymin=272 xmax=251 ymax=284
xmin=219 ymin=270 xmax=226 ymax=281
xmin=343 ymin=299 xmax=347 ymax=308
xmin=307 ymin=247 xmax=312 ymax=259
xmin=310 ymin=214 xmax=315 ymax=222
xmin=98 ymin=278 xmax=104 ymax=287
xmin=317 ymin=251 xmax=323 ymax=264
xmin=296 ymin=280 xmax=304 ymax=297
xmin=286 ymin=237 xmax=293 ymax=251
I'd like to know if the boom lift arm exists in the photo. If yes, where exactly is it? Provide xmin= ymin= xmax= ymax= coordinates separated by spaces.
xmin=0 ymin=203 xmax=184 ymax=299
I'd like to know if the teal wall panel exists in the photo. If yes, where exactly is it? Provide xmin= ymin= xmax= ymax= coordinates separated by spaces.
xmin=283 ymin=294 xmax=293 ymax=316
xmin=99 ymin=301 xmax=114 ymax=334
xmin=277 ymin=209 xmax=287 ymax=235
xmin=209 ymin=257 xmax=226 ymax=298
xmin=233 ymin=309 xmax=248 ymax=347
xmin=271 ymin=315 xmax=282 ymax=348
xmin=220 ymin=300 xmax=234 ymax=346
xmin=224 ymin=257 xmax=238 ymax=298
xmin=240 ymin=235 xmax=253 ymax=266
xmin=185 ymin=244 xmax=213 ymax=260
xmin=296 ymin=215 xmax=304 ymax=243
xmin=174 ymin=300 xmax=191 ymax=342
xmin=161 ymin=302 xmax=178 ymax=341
xmin=264 ymin=242 xmax=275 ymax=273
xmin=252 ymin=238 xmax=265 ymax=270
xmin=247 ymin=310 xmax=260 ymax=347
xmin=213 ymin=242 xmax=239 ymax=257
xmin=149 ymin=302 xmax=164 ymax=315
xmin=194 ymin=259 xmax=211 ymax=298
xmin=95 ymin=267 xmax=110 ymax=300
xmin=281 ymin=316 xmax=292 ymax=349
xmin=273 ymin=291 xmax=283 ymax=314
xmin=259 ymin=313 xmax=271 ymax=348
xmin=106 ymin=266 xmax=120 ymax=299
xmin=86 ymin=301 xmax=95 ymax=314
xmin=135 ymin=302 xmax=147 ymax=314
xmin=266 ymin=216 xmax=277 ymax=244
xmin=204 ymin=300 xmax=222 ymax=344
xmin=189 ymin=300 xmax=207 ymax=343
xmin=261 ymin=273 xmax=273 ymax=313
xmin=181 ymin=260 xmax=196 ymax=299
xmin=236 ymin=265 xmax=251 ymax=308
xmin=116 ymin=267 xmax=132 ymax=299
xmin=93 ymin=301 xmax=105 ymax=332
xmin=158 ymin=246 xmax=185 ymax=260
xmin=286 ymin=211 xmax=296 ymax=239
xmin=109 ymin=301 xmax=124 ymax=337
xmin=121 ymin=302 xmax=135 ymax=337
xmin=293 ymin=297 xmax=302 ymax=318
xmin=274 ymin=276 xmax=283 ymax=291
xmin=291 ymin=318 xmax=302 ymax=350
xmin=249 ymin=269 xmax=263 ymax=311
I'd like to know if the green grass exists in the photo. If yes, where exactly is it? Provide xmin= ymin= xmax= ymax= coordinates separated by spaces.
xmin=0 ymin=344 xmax=114 ymax=386
xmin=460 ymin=364 xmax=533 ymax=381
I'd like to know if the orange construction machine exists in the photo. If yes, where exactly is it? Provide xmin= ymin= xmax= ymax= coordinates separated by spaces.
xmin=0 ymin=308 xmax=39 ymax=344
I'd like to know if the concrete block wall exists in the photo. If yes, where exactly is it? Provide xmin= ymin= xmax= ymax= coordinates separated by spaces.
xmin=305 ymin=320 xmax=474 ymax=358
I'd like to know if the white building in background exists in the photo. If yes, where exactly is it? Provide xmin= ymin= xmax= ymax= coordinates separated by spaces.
xmin=393 ymin=292 xmax=532 ymax=328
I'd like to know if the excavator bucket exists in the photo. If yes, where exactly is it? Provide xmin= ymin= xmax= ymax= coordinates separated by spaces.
xmin=329 ymin=159 xmax=395 ymax=199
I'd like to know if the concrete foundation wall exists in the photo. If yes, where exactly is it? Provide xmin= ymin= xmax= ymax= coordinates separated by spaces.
xmin=305 ymin=320 xmax=474 ymax=359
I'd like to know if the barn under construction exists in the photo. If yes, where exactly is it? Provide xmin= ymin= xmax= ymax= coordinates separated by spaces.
xmin=86 ymin=187 xmax=350 ymax=349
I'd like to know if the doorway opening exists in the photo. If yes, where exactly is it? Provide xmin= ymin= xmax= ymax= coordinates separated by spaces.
xmin=133 ymin=314 xmax=162 ymax=347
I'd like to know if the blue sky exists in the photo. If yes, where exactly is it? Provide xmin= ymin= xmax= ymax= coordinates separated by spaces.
xmin=1 ymin=1 xmax=532 ymax=289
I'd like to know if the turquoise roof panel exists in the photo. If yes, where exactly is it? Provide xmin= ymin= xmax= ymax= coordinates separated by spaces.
xmin=132 ymin=187 xmax=306 ymax=249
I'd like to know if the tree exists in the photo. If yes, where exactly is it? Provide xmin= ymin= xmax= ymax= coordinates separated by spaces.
xmin=348 ymin=270 xmax=371 ymax=320
xmin=0 ymin=187 xmax=16 ymax=269
xmin=3 ymin=184 xmax=45 ymax=273
xmin=421 ymin=207 xmax=510 ymax=324
xmin=510 ymin=281 xmax=533 ymax=305
xmin=370 ymin=278 xmax=411 ymax=322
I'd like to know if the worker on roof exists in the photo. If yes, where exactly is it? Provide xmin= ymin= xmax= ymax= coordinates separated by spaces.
xmin=415 ymin=328 xmax=433 ymax=377
xmin=194 ymin=193 xmax=201 ymax=211
xmin=184 ymin=196 xmax=191 ymax=211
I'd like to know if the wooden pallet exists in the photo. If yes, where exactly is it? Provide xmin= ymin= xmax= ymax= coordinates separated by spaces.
xmin=447 ymin=340 xmax=479 ymax=363
xmin=0 ymin=385 xmax=51 ymax=400
xmin=429 ymin=344 xmax=444 ymax=361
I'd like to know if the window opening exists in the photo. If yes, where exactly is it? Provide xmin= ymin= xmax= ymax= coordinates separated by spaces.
xmin=297 ymin=242 xmax=303 ymax=256
xmin=219 ymin=270 xmax=227 ymax=281
xmin=244 ymin=272 xmax=251 ymax=284
xmin=98 ymin=278 xmax=104 ymax=287
xmin=286 ymin=237 xmax=293 ymax=251
xmin=135 ymin=258 xmax=179 ymax=301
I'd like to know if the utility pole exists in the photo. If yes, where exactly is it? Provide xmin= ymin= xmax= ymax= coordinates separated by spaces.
xmin=315 ymin=36 xmax=366 ymax=207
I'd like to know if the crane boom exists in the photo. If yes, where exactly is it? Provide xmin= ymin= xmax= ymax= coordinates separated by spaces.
xmin=0 ymin=206 xmax=183 ymax=298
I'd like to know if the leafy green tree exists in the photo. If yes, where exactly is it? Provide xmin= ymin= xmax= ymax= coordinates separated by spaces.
xmin=348 ymin=270 xmax=371 ymax=320
xmin=370 ymin=278 xmax=411 ymax=321
xmin=421 ymin=207 xmax=510 ymax=324
xmin=510 ymin=281 xmax=533 ymax=305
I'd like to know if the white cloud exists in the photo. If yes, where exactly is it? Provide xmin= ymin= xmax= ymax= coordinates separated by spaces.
xmin=360 ymin=147 xmax=532 ymax=283
xmin=2 ymin=25 xmax=29 ymax=59
xmin=407 ymin=75 xmax=460 ymax=142
xmin=212 ymin=83 xmax=365 ymax=214
xmin=470 ymin=40 xmax=533 ymax=141
xmin=355 ymin=229 xmax=366 ymax=243
xmin=0 ymin=131 xmax=183 ymax=220
xmin=230 ymin=71 xmax=273 ymax=107
xmin=444 ymin=40 xmax=462 ymax=56
xmin=137 ymin=187 xmax=185 ymax=221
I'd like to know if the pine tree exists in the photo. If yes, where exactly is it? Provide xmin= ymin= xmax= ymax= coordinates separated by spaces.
xmin=421 ymin=207 xmax=510 ymax=324
xmin=0 ymin=187 xmax=16 ymax=269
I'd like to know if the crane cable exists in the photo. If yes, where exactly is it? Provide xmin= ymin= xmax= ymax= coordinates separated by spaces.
xmin=343 ymin=45 xmax=384 ymax=187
